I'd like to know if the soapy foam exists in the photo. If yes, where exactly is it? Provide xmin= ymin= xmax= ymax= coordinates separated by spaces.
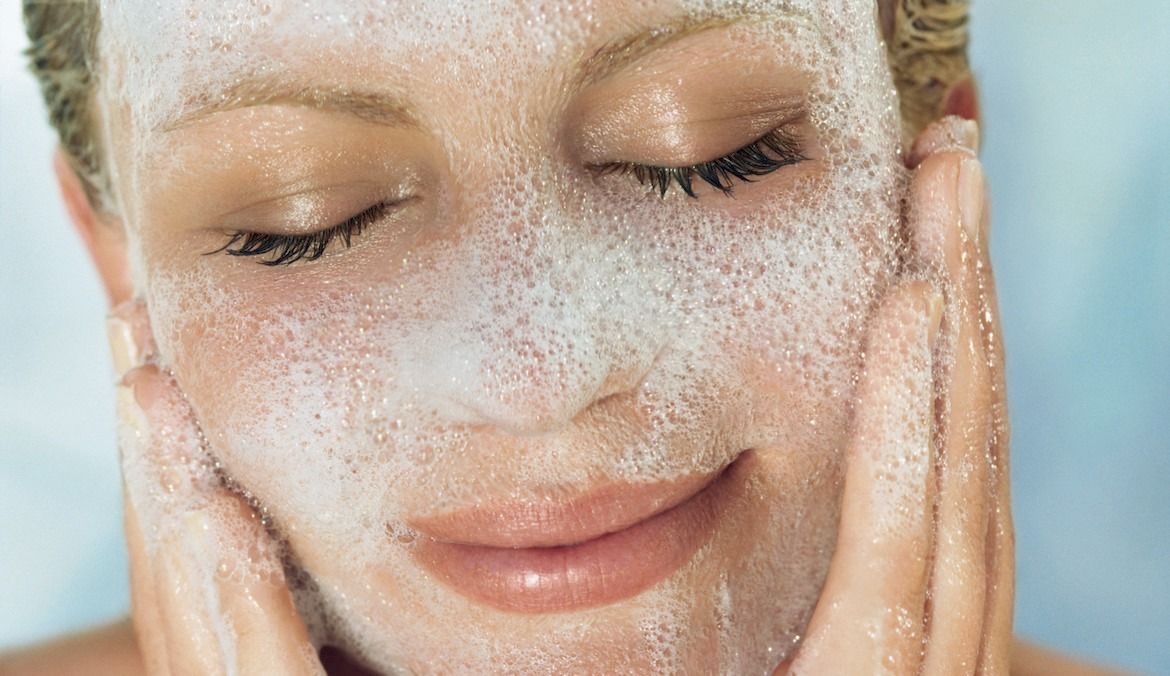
xmin=98 ymin=0 xmax=924 ymax=672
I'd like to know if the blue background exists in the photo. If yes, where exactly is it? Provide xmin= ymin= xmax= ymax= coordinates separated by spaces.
xmin=2 ymin=1 xmax=1167 ymax=671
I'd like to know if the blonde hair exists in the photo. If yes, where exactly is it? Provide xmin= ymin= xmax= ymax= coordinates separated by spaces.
xmin=23 ymin=0 xmax=105 ymax=207
xmin=24 ymin=1 xmax=972 ymax=209
xmin=881 ymin=0 xmax=973 ymax=140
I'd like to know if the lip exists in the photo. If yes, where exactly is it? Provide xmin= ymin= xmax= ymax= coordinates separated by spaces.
xmin=407 ymin=453 xmax=747 ymax=613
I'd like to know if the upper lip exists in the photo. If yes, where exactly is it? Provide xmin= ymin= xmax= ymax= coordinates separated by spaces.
xmin=406 ymin=459 xmax=736 ymax=549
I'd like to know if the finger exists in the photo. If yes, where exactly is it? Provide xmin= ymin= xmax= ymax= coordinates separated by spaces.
xmin=118 ymin=364 xmax=226 ymax=675
xmin=111 ymin=302 xmax=170 ymax=673
xmin=910 ymin=148 xmax=995 ymax=674
xmin=122 ymin=482 xmax=169 ymax=675
xmin=784 ymin=281 xmax=942 ymax=676
xmin=108 ymin=299 xmax=157 ymax=378
xmin=973 ymin=157 xmax=1016 ymax=676
xmin=979 ymin=418 xmax=1015 ymax=676
xmin=113 ymin=310 xmax=323 ymax=675
xmin=153 ymin=531 xmax=230 ymax=676
xmin=906 ymin=115 xmax=980 ymax=170
xmin=189 ymin=494 xmax=322 ymax=675
xmin=148 ymin=503 xmax=322 ymax=676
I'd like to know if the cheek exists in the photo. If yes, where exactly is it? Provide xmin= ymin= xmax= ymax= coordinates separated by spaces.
xmin=157 ymin=284 xmax=401 ymax=539
xmin=728 ymin=207 xmax=896 ymax=451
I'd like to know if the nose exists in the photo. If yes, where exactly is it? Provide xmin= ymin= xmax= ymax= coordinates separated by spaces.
xmin=440 ymin=316 xmax=661 ymax=436
xmin=396 ymin=222 xmax=664 ymax=436
xmin=397 ymin=137 xmax=666 ymax=434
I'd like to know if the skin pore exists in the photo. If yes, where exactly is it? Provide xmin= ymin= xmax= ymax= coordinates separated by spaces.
xmin=6 ymin=0 xmax=1110 ymax=674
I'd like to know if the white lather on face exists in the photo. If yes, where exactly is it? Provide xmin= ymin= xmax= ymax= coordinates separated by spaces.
xmin=104 ymin=0 xmax=910 ymax=671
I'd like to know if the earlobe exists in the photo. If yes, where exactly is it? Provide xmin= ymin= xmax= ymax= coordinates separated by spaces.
xmin=53 ymin=149 xmax=134 ymax=306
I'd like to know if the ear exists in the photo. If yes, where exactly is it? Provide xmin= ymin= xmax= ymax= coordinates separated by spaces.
xmin=942 ymin=76 xmax=981 ymax=126
xmin=54 ymin=149 xmax=134 ymax=307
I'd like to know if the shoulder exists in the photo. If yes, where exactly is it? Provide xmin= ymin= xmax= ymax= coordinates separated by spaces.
xmin=1012 ymin=639 xmax=1134 ymax=676
xmin=0 ymin=619 xmax=144 ymax=676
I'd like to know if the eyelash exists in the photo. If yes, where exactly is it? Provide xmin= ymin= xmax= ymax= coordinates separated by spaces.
xmin=591 ymin=127 xmax=807 ymax=198
xmin=211 ymin=128 xmax=805 ymax=266
xmin=207 ymin=201 xmax=391 ymax=266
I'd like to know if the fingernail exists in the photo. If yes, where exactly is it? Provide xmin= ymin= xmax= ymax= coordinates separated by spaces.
xmin=107 ymin=316 xmax=140 ymax=379
xmin=927 ymin=289 xmax=944 ymax=348
xmin=116 ymin=383 xmax=148 ymax=438
xmin=959 ymin=157 xmax=984 ymax=247
xmin=117 ymin=365 xmax=169 ymax=423
xmin=953 ymin=118 xmax=980 ymax=154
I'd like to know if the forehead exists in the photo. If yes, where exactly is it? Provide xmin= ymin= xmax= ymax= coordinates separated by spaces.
xmin=98 ymin=0 xmax=872 ymax=130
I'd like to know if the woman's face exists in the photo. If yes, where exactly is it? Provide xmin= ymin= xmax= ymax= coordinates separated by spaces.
xmin=100 ymin=0 xmax=905 ymax=671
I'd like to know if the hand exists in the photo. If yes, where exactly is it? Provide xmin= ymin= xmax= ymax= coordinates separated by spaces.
xmin=108 ymin=301 xmax=325 ymax=676
xmin=776 ymin=117 xmax=1014 ymax=674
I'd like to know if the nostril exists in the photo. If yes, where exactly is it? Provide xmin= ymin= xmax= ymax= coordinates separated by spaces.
xmin=590 ymin=360 xmax=655 ymax=408
xmin=452 ymin=350 xmax=663 ymax=437
xmin=579 ymin=344 xmax=665 ymax=420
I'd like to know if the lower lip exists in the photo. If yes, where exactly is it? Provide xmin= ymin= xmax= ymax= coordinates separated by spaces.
xmin=412 ymin=456 xmax=745 ymax=614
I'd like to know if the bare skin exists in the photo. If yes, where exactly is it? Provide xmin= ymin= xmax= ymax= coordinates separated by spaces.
xmin=0 ymin=623 xmax=1123 ymax=675
xmin=0 ymin=119 xmax=1129 ymax=675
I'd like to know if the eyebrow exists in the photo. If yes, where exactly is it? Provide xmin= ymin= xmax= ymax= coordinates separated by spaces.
xmin=163 ymin=79 xmax=418 ymax=132
xmin=163 ymin=6 xmax=808 ymax=132
xmin=574 ymin=6 xmax=812 ymax=89
xmin=573 ymin=15 xmax=742 ymax=89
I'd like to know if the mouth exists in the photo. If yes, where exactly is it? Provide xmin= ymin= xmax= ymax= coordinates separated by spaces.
xmin=406 ymin=452 xmax=749 ymax=613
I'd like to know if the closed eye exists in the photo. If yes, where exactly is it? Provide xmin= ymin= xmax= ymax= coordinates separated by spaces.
xmin=206 ymin=200 xmax=394 ymax=266
xmin=588 ymin=127 xmax=807 ymax=198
